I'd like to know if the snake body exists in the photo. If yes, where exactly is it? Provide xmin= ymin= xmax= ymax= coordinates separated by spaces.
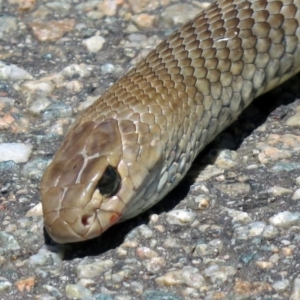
xmin=41 ymin=0 xmax=300 ymax=243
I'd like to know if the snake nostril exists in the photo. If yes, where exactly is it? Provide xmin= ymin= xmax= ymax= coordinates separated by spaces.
xmin=81 ymin=214 xmax=93 ymax=227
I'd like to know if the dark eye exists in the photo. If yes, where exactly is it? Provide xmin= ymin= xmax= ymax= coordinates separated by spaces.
xmin=97 ymin=166 xmax=120 ymax=197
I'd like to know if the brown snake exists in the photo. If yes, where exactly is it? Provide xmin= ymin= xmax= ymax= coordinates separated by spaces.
xmin=41 ymin=0 xmax=300 ymax=243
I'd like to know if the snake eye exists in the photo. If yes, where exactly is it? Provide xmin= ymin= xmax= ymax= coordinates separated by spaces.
xmin=97 ymin=166 xmax=120 ymax=197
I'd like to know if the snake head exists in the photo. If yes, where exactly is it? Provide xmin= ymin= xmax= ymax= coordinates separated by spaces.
xmin=41 ymin=118 xmax=163 ymax=243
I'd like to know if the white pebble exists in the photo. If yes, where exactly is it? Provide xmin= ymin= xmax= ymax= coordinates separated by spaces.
xmin=28 ymin=98 xmax=51 ymax=115
xmin=155 ymin=266 xmax=206 ymax=289
xmin=0 ymin=278 xmax=12 ymax=292
xmin=234 ymin=222 xmax=266 ymax=240
xmin=292 ymin=188 xmax=300 ymax=200
xmin=262 ymin=225 xmax=278 ymax=239
xmin=295 ymin=176 xmax=300 ymax=186
xmin=267 ymin=186 xmax=292 ymax=196
xmin=26 ymin=203 xmax=43 ymax=217
xmin=193 ymin=244 xmax=214 ymax=256
xmin=65 ymin=284 xmax=92 ymax=299
xmin=22 ymin=80 xmax=54 ymax=99
xmin=83 ymin=36 xmax=105 ymax=53
xmin=166 ymin=210 xmax=196 ymax=225
xmin=0 ymin=143 xmax=32 ymax=163
xmin=61 ymin=63 xmax=92 ymax=78
xmin=269 ymin=211 xmax=300 ymax=228
xmin=28 ymin=247 xmax=62 ymax=266
xmin=101 ymin=63 xmax=115 ymax=74
xmin=290 ymin=277 xmax=300 ymax=300
xmin=225 ymin=208 xmax=252 ymax=225
xmin=76 ymin=260 xmax=114 ymax=278
xmin=203 ymin=264 xmax=236 ymax=284
xmin=0 ymin=62 xmax=32 ymax=81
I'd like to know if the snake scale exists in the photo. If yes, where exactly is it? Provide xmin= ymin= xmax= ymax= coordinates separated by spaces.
xmin=41 ymin=0 xmax=300 ymax=243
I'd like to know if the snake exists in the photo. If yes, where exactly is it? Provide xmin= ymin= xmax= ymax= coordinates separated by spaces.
xmin=40 ymin=0 xmax=300 ymax=243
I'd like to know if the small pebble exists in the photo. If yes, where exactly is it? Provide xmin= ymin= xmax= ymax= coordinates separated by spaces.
xmin=136 ymin=247 xmax=159 ymax=259
xmin=203 ymin=264 xmax=237 ymax=284
xmin=161 ymin=4 xmax=201 ymax=25
xmin=43 ymin=284 xmax=63 ymax=298
xmin=0 ymin=143 xmax=32 ymax=163
xmin=163 ymin=237 xmax=181 ymax=248
xmin=22 ymin=79 xmax=55 ymax=100
xmin=272 ymin=162 xmax=300 ymax=172
xmin=193 ymin=244 xmax=215 ymax=257
xmin=26 ymin=203 xmax=43 ymax=217
xmin=15 ymin=276 xmax=36 ymax=292
xmin=281 ymin=246 xmax=294 ymax=256
xmin=290 ymin=277 xmax=300 ymax=300
xmin=42 ymin=102 xmax=73 ymax=120
xmin=85 ymin=294 xmax=114 ymax=300
xmin=28 ymin=247 xmax=62 ymax=266
xmin=255 ymin=261 xmax=274 ymax=269
xmin=28 ymin=98 xmax=52 ymax=115
xmin=269 ymin=211 xmax=300 ymax=228
xmin=262 ymin=225 xmax=279 ymax=239
xmin=101 ymin=63 xmax=116 ymax=74
xmin=272 ymin=279 xmax=290 ymax=292
xmin=46 ymin=2 xmax=71 ymax=17
xmin=292 ymin=188 xmax=300 ymax=200
xmin=131 ymin=14 xmax=156 ymax=29
xmin=0 ymin=16 xmax=18 ymax=38
xmin=22 ymin=158 xmax=50 ymax=180
xmin=295 ymin=176 xmax=300 ymax=185
xmin=76 ymin=260 xmax=114 ymax=279
xmin=144 ymin=257 xmax=166 ymax=273
xmin=196 ymin=165 xmax=223 ymax=181
xmin=215 ymin=182 xmax=250 ymax=198
xmin=0 ymin=62 xmax=32 ymax=81
xmin=234 ymin=279 xmax=272 ymax=295
xmin=165 ymin=210 xmax=196 ymax=225
xmin=65 ymin=284 xmax=92 ymax=299
xmin=77 ymin=278 xmax=96 ymax=288
xmin=116 ymin=247 xmax=128 ymax=257
xmin=61 ymin=64 xmax=92 ymax=78
xmin=286 ymin=112 xmax=300 ymax=126
xmin=225 ymin=208 xmax=252 ymax=225
xmin=234 ymin=222 xmax=266 ymax=240
xmin=83 ymin=36 xmax=106 ymax=53
xmin=257 ymin=143 xmax=291 ymax=163
xmin=269 ymin=254 xmax=280 ymax=264
xmin=267 ymin=186 xmax=292 ymax=196
xmin=214 ymin=149 xmax=237 ymax=169
xmin=192 ymin=194 xmax=210 ymax=210
xmin=29 ymin=19 xmax=75 ymax=42
xmin=0 ymin=278 xmax=12 ymax=292
xmin=128 ymin=0 xmax=169 ymax=14
xmin=155 ymin=266 xmax=206 ymax=289
xmin=125 ymin=224 xmax=153 ymax=241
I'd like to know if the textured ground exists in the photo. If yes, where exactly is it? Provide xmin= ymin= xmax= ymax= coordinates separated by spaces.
xmin=1 ymin=0 xmax=300 ymax=299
